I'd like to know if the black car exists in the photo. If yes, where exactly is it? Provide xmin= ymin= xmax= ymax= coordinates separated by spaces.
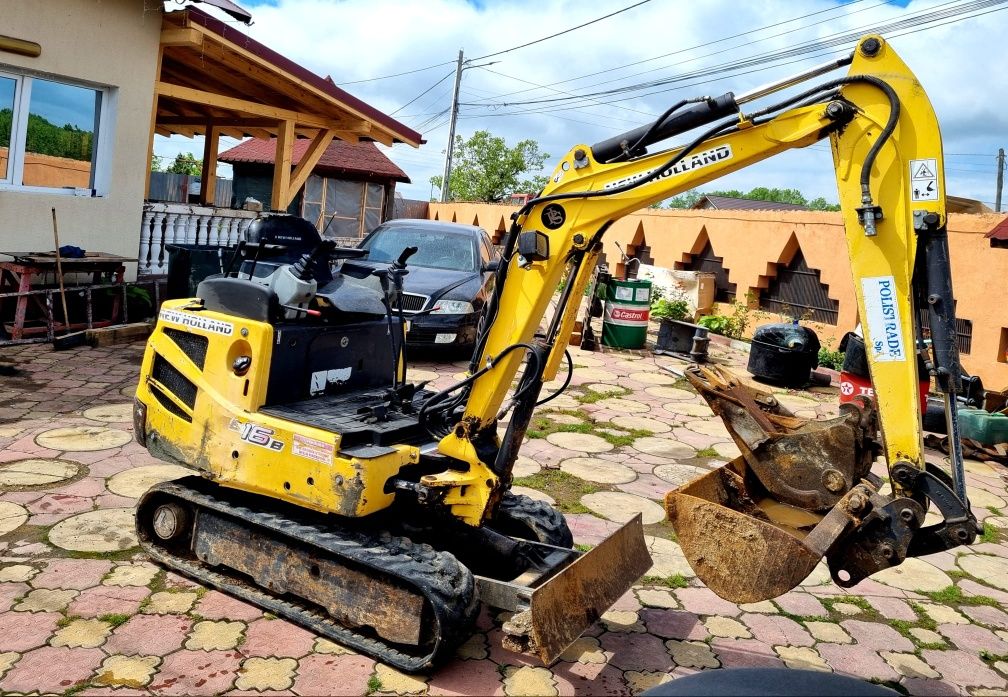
xmin=344 ymin=219 xmax=500 ymax=350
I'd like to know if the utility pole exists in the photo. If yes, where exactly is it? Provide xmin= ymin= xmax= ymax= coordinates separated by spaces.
xmin=440 ymin=49 xmax=464 ymax=203
xmin=996 ymin=147 xmax=1005 ymax=213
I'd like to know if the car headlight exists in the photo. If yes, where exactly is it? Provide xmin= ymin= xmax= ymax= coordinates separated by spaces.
xmin=430 ymin=300 xmax=475 ymax=314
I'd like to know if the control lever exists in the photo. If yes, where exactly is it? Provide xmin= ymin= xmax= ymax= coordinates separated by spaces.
xmin=373 ymin=246 xmax=419 ymax=388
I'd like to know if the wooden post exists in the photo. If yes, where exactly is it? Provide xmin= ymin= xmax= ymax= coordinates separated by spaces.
xmin=271 ymin=119 xmax=295 ymax=212
xmin=145 ymin=45 xmax=164 ymax=200
xmin=200 ymin=124 xmax=220 ymax=206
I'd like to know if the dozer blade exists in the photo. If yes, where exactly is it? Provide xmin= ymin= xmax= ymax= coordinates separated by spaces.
xmin=489 ymin=514 xmax=652 ymax=664
xmin=665 ymin=365 xmax=886 ymax=603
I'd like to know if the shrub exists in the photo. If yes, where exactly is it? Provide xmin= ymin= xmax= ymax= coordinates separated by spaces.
xmin=651 ymin=297 xmax=690 ymax=322
xmin=818 ymin=347 xmax=845 ymax=370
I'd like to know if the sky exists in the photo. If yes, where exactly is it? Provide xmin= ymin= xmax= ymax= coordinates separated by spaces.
xmin=155 ymin=0 xmax=1008 ymax=209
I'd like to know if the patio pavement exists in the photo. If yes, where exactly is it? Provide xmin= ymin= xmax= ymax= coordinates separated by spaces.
xmin=0 ymin=336 xmax=1007 ymax=696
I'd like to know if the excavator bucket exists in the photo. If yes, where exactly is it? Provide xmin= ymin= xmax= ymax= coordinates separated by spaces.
xmin=665 ymin=366 xmax=883 ymax=603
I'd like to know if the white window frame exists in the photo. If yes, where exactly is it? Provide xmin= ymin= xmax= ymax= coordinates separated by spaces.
xmin=0 ymin=66 xmax=115 ymax=197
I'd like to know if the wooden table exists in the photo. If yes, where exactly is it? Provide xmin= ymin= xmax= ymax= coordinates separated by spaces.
xmin=0 ymin=252 xmax=134 ymax=341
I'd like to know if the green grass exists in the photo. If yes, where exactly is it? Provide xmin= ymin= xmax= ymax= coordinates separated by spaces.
xmin=366 ymin=674 xmax=383 ymax=694
xmin=513 ymin=470 xmax=601 ymax=514
xmin=574 ymin=543 xmax=594 ymax=553
xmin=98 ymin=613 xmax=131 ymax=628
xmin=640 ymin=573 xmax=689 ymax=589
xmin=575 ymin=386 xmax=631 ymax=404
xmin=57 ymin=614 xmax=80 ymax=628
xmin=918 ymin=584 xmax=998 ymax=606
xmin=980 ymin=650 xmax=1008 ymax=665
xmin=980 ymin=521 xmax=1000 ymax=544
xmin=695 ymin=447 xmax=719 ymax=458
xmin=987 ymin=505 xmax=1003 ymax=516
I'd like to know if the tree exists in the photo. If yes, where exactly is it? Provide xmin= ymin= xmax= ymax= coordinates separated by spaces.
xmin=150 ymin=153 xmax=163 ymax=172
xmin=430 ymin=130 xmax=549 ymax=202
xmin=166 ymin=152 xmax=202 ymax=176
xmin=663 ymin=186 xmax=839 ymax=210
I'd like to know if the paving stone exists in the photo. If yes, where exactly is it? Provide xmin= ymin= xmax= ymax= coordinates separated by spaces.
xmin=503 ymin=665 xmax=557 ymax=696
xmin=149 ymin=649 xmax=243 ymax=695
xmin=294 ymin=654 xmax=376 ymax=696
xmin=881 ymin=651 xmax=939 ymax=679
xmin=0 ymin=502 xmax=28 ymax=537
xmin=14 ymin=587 xmax=78 ymax=612
xmin=798 ymin=560 xmax=833 ymax=587
xmin=840 ymin=620 xmax=914 ymax=652
xmin=143 ymin=591 xmax=197 ymax=614
xmin=558 ymin=636 xmax=607 ymax=664
xmin=938 ymin=623 xmax=1008 ymax=655
xmin=631 ymin=437 xmax=696 ymax=459
xmin=665 ymin=639 xmax=719 ymax=668
xmin=0 ymin=645 xmax=104 ymax=694
xmin=775 ymin=645 xmax=830 ymax=671
xmin=546 ymin=431 xmax=613 ymax=453
xmin=644 ymin=386 xmax=694 ymax=401
xmin=0 ymin=651 xmax=17 ymax=680
xmin=612 ymin=415 xmax=671 ymax=433
xmin=774 ymin=593 xmax=828 ymax=618
xmin=676 ymin=588 xmax=738 ymax=616
xmin=93 ymin=654 xmax=160 ymax=688
xmin=601 ymin=610 xmax=646 ymax=633
xmin=640 ymin=609 xmax=706 ymax=641
xmin=817 ymin=643 xmax=899 ymax=681
xmin=193 ymin=590 xmax=262 ymax=622
xmin=35 ymin=426 xmax=132 ymax=451
xmin=241 ymin=618 xmax=316 ymax=657
xmin=629 ymin=371 xmax=677 ymax=386
xmin=234 ymin=656 xmax=296 ymax=692
xmin=900 ymin=678 xmax=968 ymax=696
xmin=922 ymin=649 xmax=1006 ymax=688
xmin=566 ymin=513 xmax=622 ymax=546
xmin=559 ymin=457 xmax=636 ymax=484
xmin=738 ymin=600 xmax=777 ymax=614
xmin=103 ymin=563 xmax=159 ymax=587
xmin=831 ymin=602 xmax=865 ymax=616
xmin=865 ymin=596 xmax=917 ymax=621
xmin=624 ymin=670 xmax=672 ymax=694
xmin=712 ymin=441 xmax=742 ymax=459
xmin=742 ymin=614 xmax=814 ymax=647
xmin=313 ymin=637 xmax=351 ymax=655
xmin=105 ymin=614 xmax=192 ymax=656
xmin=48 ymin=507 xmax=138 ymax=552
xmin=711 ymin=638 xmax=785 ymax=669
xmin=804 ymin=622 xmax=852 ymax=646
xmin=512 ymin=455 xmax=540 ymax=478
xmin=455 ymin=633 xmax=489 ymax=660
xmin=918 ymin=601 xmax=970 ymax=625
xmin=637 ymin=588 xmax=679 ymax=609
xmin=582 ymin=491 xmax=665 ymax=524
xmin=0 ymin=458 xmax=79 ymax=486
xmin=662 ymin=402 xmax=715 ymax=417
xmin=82 ymin=403 xmax=134 ymax=423
xmin=106 ymin=464 xmax=193 ymax=498
xmin=683 ymin=419 xmax=731 ymax=439
xmin=704 ymin=616 xmax=751 ymax=639
xmin=652 ymin=463 xmax=708 ymax=487
xmin=963 ymin=605 xmax=1008 ymax=629
xmin=52 ymin=617 xmax=113 ymax=648
xmin=427 ymin=656 xmax=504 ymax=696
xmin=0 ymin=564 xmax=36 ymax=582
xmin=958 ymin=554 xmax=1008 ymax=591
xmin=186 ymin=620 xmax=245 ymax=651
xmin=871 ymin=557 xmax=953 ymax=593
xmin=599 ymin=632 xmax=670 ymax=671
xmin=33 ymin=558 xmax=113 ymax=590
xmin=909 ymin=627 xmax=945 ymax=646
xmin=0 ymin=609 xmax=60 ymax=650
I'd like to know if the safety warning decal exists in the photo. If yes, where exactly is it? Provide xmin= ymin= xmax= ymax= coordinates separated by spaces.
xmin=861 ymin=276 xmax=906 ymax=363
xmin=910 ymin=158 xmax=938 ymax=202
xmin=292 ymin=434 xmax=334 ymax=465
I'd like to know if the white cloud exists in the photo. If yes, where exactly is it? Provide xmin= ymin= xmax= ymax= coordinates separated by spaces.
xmin=157 ymin=0 xmax=1008 ymax=207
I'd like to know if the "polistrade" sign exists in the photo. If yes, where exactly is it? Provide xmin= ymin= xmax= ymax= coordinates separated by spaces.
xmin=861 ymin=276 xmax=906 ymax=362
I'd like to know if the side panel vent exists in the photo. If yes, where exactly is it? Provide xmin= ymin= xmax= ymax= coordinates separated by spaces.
xmin=150 ymin=385 xmax=193 ymax=423
xmin=152 ymin=354 xmax=198 ymax=409
xmin=163 ymin=328 xmax=209 ymax=370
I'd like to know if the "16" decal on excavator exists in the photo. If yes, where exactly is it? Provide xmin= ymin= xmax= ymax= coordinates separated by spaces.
xmin=229 ymin=419 xmax=285 ymax=451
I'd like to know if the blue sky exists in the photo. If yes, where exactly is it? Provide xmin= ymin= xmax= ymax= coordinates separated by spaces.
xmin=158 ymin=0 xmax=1008 ymax=208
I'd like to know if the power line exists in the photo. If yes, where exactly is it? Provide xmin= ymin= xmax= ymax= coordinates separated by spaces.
xmin=339 ymin=60 xmax=455 ymax=85
xmin=469 ymin=0 xmax=652 ymax=61
xmin=390 ymin=70 xmax=457 ymax=116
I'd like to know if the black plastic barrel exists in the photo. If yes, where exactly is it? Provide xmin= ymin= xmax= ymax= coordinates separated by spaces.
xmin=747 ymin=323 xmax=821 ymax=387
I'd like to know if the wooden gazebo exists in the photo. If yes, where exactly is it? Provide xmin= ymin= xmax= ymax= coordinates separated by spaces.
xmin=149 ymin=7 xmax=421 ymax=211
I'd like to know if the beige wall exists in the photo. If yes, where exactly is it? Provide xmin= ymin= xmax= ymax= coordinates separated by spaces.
xmin=0 ymin=0 xmax=162 ymax=276
xmin=431 ymin=202 xmax=1008 ymax=389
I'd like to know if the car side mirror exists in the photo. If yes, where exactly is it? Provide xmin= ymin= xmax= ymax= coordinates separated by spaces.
xmin=482 ymin=260 xmax=500 ymax=273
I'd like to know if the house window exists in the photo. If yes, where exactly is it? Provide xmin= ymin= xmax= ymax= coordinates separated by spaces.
xmin=301 ymin=176 xmax=386 ymax=239
xmin=0 ymin=68 xmax=110 ymax=195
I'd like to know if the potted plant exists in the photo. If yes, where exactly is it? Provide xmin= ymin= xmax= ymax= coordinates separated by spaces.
xmin=652 ymin=294 xmax=709 ymax=360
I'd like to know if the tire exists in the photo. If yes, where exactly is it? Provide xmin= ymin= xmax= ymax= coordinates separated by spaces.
xmin=489 ymin=492 xmax=574 ymax=549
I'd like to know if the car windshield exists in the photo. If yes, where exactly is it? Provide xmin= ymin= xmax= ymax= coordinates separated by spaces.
xmin=362 ymin=226 xmax=477 ymax=272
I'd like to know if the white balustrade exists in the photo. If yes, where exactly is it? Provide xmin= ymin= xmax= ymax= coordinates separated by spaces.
xmin=138 ymin=203 xmax=262 ymax=276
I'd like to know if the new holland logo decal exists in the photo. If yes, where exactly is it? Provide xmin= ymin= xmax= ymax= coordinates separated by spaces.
xmin=603 ymin=145 xmax=733 ymax=190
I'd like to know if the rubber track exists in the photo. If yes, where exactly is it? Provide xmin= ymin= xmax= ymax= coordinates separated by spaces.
xmin=493 ymin=492 xmax=574 ymax=548
xmin=137 ymin=477 xmax=478 ymax=672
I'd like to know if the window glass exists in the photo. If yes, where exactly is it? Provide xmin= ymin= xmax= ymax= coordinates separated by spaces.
xmin=365 ymin=182 xmax=383 ymax=208
xmin=0 ymin=76 xmax=14 ymax=181
xmin=363 ymin=182 xmax=384 ymax=235
xmin=326 ymin=179 xmax=363 ymax=220
xmin=22 ymin=78 xmax=100 ymax=189
xmin=304 ymin=174 xmax=323 ymax=204
xmin=362 ymin=226 xmax=476 ymax=272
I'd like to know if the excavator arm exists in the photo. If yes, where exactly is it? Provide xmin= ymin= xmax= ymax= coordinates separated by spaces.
xmin=426 ymin=35 xmax=977 ymax=598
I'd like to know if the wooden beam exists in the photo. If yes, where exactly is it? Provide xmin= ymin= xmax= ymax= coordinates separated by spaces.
xmin=156 ymin=81 xmax=362 ymax=132
xmin=146 ymin=46 xmax=164 ymax=199
xmin=287 ymin=129 xmax=335 ymax=205
xmin=184 ymin=22 xmax=417 ymax=147
xmin=271 ymin=119 xmax=295 ymax=212
xmin=160 ymin=28 xmax=203 ymax=48
xmin=200 ymin=124 xmax=220 ymax=206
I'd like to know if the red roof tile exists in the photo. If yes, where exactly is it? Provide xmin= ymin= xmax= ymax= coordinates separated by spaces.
xmin=220 ymin=138 xmax=409 ymax=183
xmin=985 ymin=216 xmax=1008 ymax=240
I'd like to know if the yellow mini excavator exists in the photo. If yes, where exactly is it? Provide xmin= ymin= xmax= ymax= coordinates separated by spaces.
xmin=133 ymin=35 xmax=979 ymax=670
